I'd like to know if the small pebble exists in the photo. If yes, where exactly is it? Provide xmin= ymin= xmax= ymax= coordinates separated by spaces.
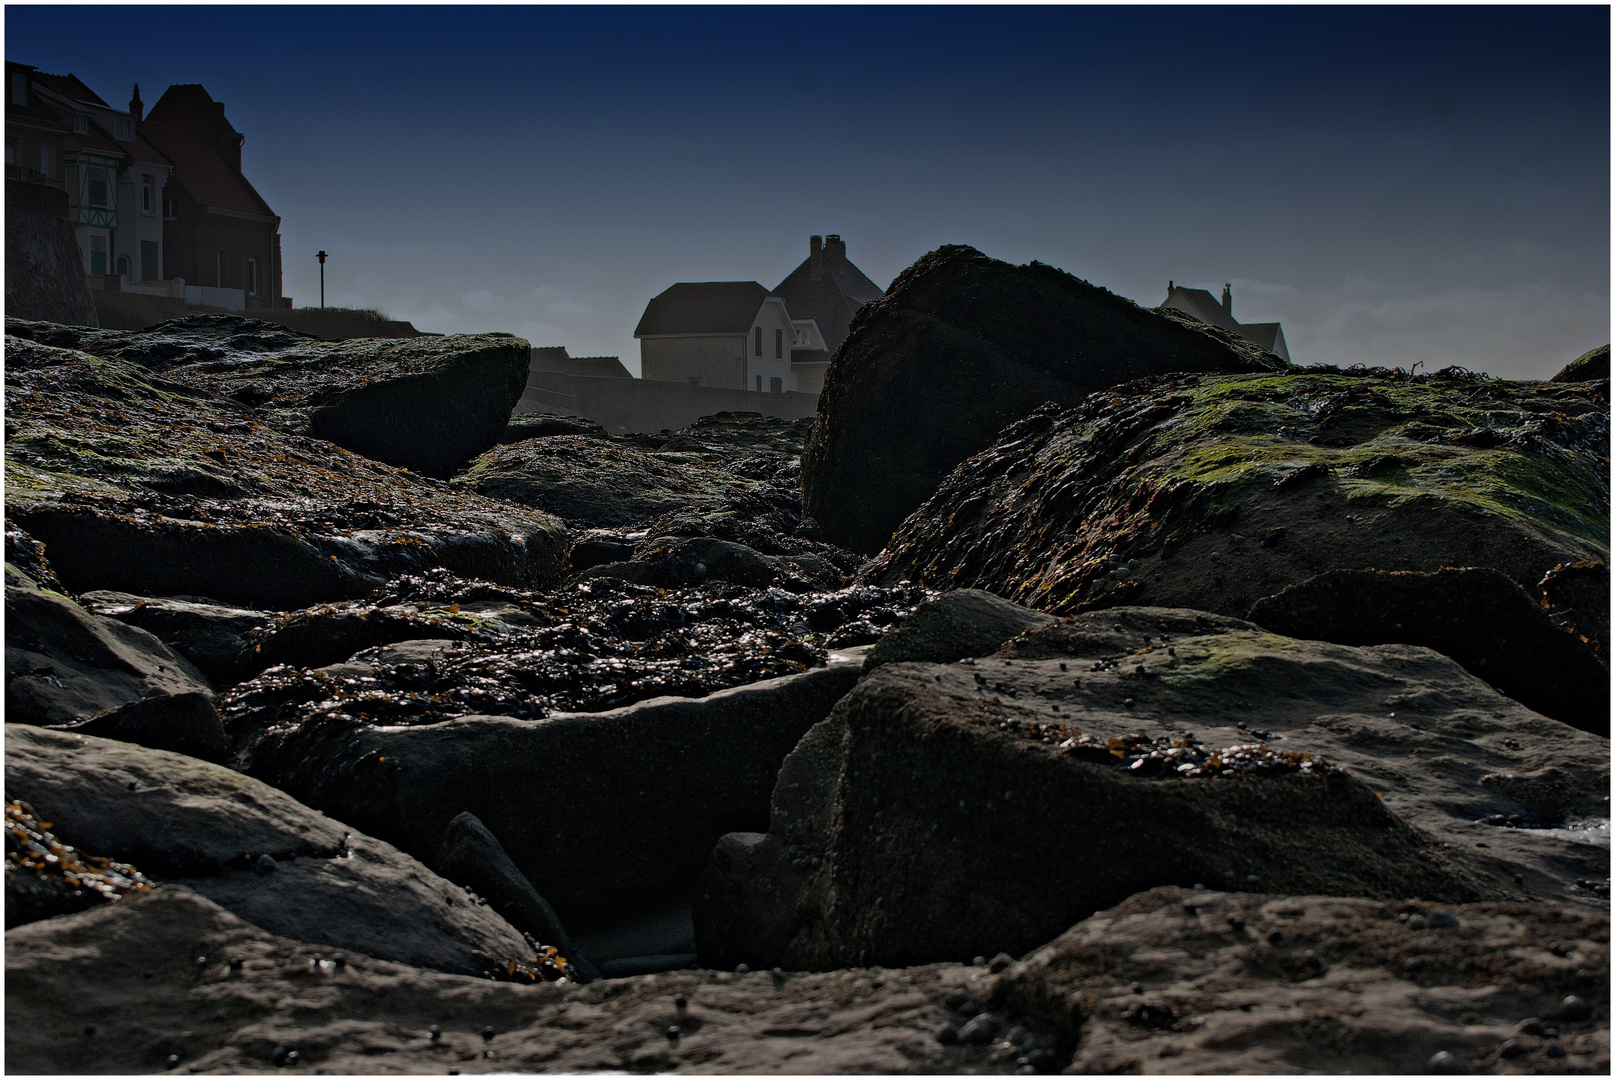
xmin=1303 ymin=950 xmax=1324 ymax=972
xmin=674 ymin=994 xmax=688 ymax=1020
xmin=1514 ymin=1017 xmax=1546 ymax=1037
xmin=254 ymin=853 xmax=277 ymax=876
xmin=1404 ymin=957 xmax=1426 ymax=973
xmin=229 ymin=958 xmax=244 ymax=971
xmin=1498 ymin=1038 xmax=1527 ymax=1059
xmin=1548 ymin=941 xmax=1574 ymax=957
xmin=735 ymin=963 xmax=749 ymax=974
xmin=972 ymin=955 xmax=987 ymax=967
xmin=1405 ymin=914 xmax=1428 ymax=930
xmin=1123 ymin=698 xmax=1135 ymax=708
xmin=1130 ymin=982 xmax=1143 ymax=995
xmin=1267 ymin=930 xmax=1283 ymax=945
xmin=666 ymin=1025 xmax=681 ymax=1046
xmin=988 ymin=951 xmax=1014 ymax=973
xmin=165 ymin=1054 xmax=180 ymax=1069
xmin=1559 ymin=994 xmax=1591 ymax=1022
xmin=270 ymin=1045 xmax=291 ymax=1066
xmin=771 ymin=966 xmax=785 ymax=987
xmin=428 ymin=1024 xmax=441 ymax=1042
xmin=959 ymin=1013 xmax=999 ymax=1045
xmin=936 ymin=1023 xmax=960 ymax=1046
xmin=1427 ymin=910 xmax=1459 ymax=929
xmin=1226 ymin=914 xmax=1246 ymax=930
xmin=84 ymin=1025 xmax=97 ymax=1037
xmin=481 ymin=1026 xmax=495 ymax=1042
xmin=1427 ymin=1049 xmax=1460 ymax=1073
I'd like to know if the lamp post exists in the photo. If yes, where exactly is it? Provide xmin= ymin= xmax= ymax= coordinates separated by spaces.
xmin=316 ymin=250 xmax=327 ymax=309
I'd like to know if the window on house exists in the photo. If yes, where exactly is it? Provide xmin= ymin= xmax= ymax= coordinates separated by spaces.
xmin=754 ymin=326 xmax=762 ymax=357
xmin=216 ymin=249 xmax=224 ymax=288
xmin=10 ymin=71 xmax=26 ymax=106
xmin=113 ymin=116 xmax=133 ymax=141
xmin=141 ymin=174 xmax=155 ymax=212
xmin=73 ymin=113 xmax=88 ymax=134
xmin=247 ymin=257 xmax=258 ymax=296
xmin=87 ymin=168 xmax=108 ymax=206
xmin=39 ymin=144 xmax=52 ymax=177
xmin=89 ymin=234 xmax=107 ymax=275
xmin=770 ymin=377 xmax=783 ymax=394
xmin=162 ymin=197 xmax=177 ymax=219
xmin=116 ymin=254 xmax=131 ymax=277
xmin=756 ymin=376 xmax=762 ymax=392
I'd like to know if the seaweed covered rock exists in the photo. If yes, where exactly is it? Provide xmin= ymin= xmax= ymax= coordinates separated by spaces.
xmin=1551 ymin=344 xmax=1610 ymax=384
xmin=863 ymin=588 xmax=1056 ymax=669
xmin=801 ymin=246 xmax=1291 ymax=553
xmin=694 ymin=607 xmax=1609 ymax=971
xmin=79 ymin=591 xmax=276 ymax=689
xmin=230 ymin=663 xmax=867 ymax=923
xmin=5 ymin=798 xmax=155 ymax=928
xmin=4 ymin=724 xmax=535 ymax=975
xmin=987 ymin=887 xmax=1610 ymax=1074
xmin=1541 ymin=559 xmax=1610 ymax=665
xmin=865 ymin=370 xmax=1609 ymax=658
xmin=7 ymin=315 xmax=530 ymax=477
xmin=1249 ymin=568 xmax=1608 ymax=735
xmin=579 ymin=535 xmax=842 ymax=591
xmin=5 ymin=337 xmax=567 ymax=608
xmin=5 ymin=565 xmax=226 ymax=759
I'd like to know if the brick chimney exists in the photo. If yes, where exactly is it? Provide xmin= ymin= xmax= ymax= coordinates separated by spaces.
xmin=825 ymin=234 xmax=845 ymax=272
xmin=1221 ymin=283 xmax=1232 ymax=319
xmin=129 ymin=83 xmax=142 ymax=121
xmin=809 ymin=235 xmax=823 ymax=281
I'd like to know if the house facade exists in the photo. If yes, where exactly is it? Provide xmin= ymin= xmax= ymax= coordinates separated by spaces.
xmin=5 ymin=64 xmax=283 ymax=310
xmin=1158 ymin=281 xmax=1290 ymax=361
xmin=632 ymin=235 xmax=881 ymax=394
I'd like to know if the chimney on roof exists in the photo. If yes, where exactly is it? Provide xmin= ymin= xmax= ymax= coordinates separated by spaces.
xmin=825 ymin=234 xmax=845 ymax=272
xmin=129 ymin=83 xmax=142 ymax=121
xmin=809 ymin=235 xmax=823 ymax=281
xmin=1221 ymin=283 xmax=1232 ymax=319
xmin=1168 ymin=280 xmax=1174 ymax=292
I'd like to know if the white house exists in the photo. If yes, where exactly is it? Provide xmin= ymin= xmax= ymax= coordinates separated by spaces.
xmin=634 ymin=281 xmax=827 ymax=393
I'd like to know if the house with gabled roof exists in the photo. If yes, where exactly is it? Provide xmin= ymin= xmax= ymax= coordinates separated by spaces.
xmin=632 ymin=235 xmax=882 ymax=395
xmin=1158 ymin=281 xmax=1290 ymax=361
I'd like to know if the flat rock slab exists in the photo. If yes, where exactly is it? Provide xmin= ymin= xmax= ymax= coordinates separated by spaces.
xmin=5 ymin=886 xmax=1009 ymax=1075
xmin=4 ymin=725 xmax=533 ymax=975
xmin=989 ymin=886 xmax=1609 ymax=1075
xmin=7 ymin=315 xmax=531 ymax=478
xmin=5 ymin=337 xmax=566 ymax=608
xmin=78 ymin=590 xmax=276 ymax=689
xmin=802 ymin=244 xmax=1288 ymax=553
xmin=865 ymin=372 xmax=1609 ymax=645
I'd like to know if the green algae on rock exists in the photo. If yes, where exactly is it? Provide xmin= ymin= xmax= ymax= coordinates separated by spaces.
xmin=864 ymin=369 xmax=1609 ymax=635
xmin=5 ymin=337 xmax=567 ymax=608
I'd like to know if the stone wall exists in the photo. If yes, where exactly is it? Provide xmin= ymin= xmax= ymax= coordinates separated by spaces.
xmin=517 ymin=373 xmax=819 ymax=435
xmin=5 ymin=182 xmax=97 ymax=327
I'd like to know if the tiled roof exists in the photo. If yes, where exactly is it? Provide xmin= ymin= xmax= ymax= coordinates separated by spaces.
xmin=144 ymin=83 xmax=238 ymax=135
xmin=1162 ymin=286 xmax=1240 ymax=333
xmin=140 ymin=117 xmax=274 ymax=217
xmin=31 ymin=71 xmax=108 ymax=108
xmin=772 ymin=241 xmax=885 ymax=354
xmin=530 ymin=347 xmax=632 ymax=379
xmin=635 ymin=282 xmax=769 ymax=337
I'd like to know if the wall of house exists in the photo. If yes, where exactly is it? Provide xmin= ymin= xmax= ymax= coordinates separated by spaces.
xmin=791 ymin=361 xmax=830 ymax=395
xmin=745 ymin=302 xmax=796 ymax=394
xmin=641 ymin=334 xmax=747 ymax=387
xmin=113 ymin=163 xmax=168 ymax=282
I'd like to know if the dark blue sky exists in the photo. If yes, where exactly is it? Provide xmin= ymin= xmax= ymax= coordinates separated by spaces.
xmin=9 ymin=5 xmax=1609 ymax=376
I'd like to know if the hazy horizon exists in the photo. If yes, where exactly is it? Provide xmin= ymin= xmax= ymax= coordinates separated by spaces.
xmin=7 ymin=5 xmax=1609 ymax=378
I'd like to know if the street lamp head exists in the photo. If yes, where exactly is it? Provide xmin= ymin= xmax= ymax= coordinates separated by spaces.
xmin=316 ymin=250 xmax=327 ymax=264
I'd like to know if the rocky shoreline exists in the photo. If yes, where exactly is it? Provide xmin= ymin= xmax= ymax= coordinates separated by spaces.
xmin=6 ymin=249 xmax=1609 ymax=1075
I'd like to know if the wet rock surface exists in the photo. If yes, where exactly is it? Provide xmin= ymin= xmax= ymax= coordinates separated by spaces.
xmin=801 ymin=245 xmax=1290 ymax=553
xmin=8 ymin=315 xmax=531 ymax=478
xmin=4 ymin=725 xmax=536 ymax=975
xmin=5 ymin=564 xmax=226 ymax=759
xmin=231 ymin=662 xmax=867 ymax=923
xmin=78 ymin=590 xmax=276 ymax=689
xmin=5 ymin=798 xmax=154 ymax=929
xmin=5 ymin=334 xmax=567 ymax=608
xmin=865 ymin=369 xmax=1608 ymax=653
xmin=1248 ymin=567 xmax=1608 ymax=735
xmin=499 ymin=410 xmax=608 ymax=440
xmin=7 ymin=887 xmax=1025 ymax=1075
xmin=988 ymin=886 xmax=1609 ymax=1074
xmin=696 ymin=605 xmax=1608 ymax=972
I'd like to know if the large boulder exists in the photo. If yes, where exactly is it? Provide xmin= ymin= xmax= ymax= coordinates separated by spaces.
xmin=5 ymin=565 xmax=225 ymax=759
xmin=864 ymin=369 xmax=1609 ymax=676
xmin=6 ymin=315 xmax=530 ymax=477
xmin=229 ymin=663 xmax=866 ymax=923
xmin=5 ymin=798 xmax=156 ymax=928
xmin=863 ymin=588 xmax=1056 ymax=669
xmin=4 ymin=724 xmax=534 ymax=975
xmin=5 ymin=336 xmax=566 ymax=608
xmin=987 ymin=886 xmax=1609 ymax=1074
xmin=78 ymin=591 xmax=276 ymax=689
xmin=5 ymin=886 xmax=1002 ymax=1075
xmin=1248 ymin=568 xmax=1608 ymax=735
xmin=694 ymin=606 xmax=1609 ymax=971
xmin=801 ymin=246 xmax=1290 ymax=553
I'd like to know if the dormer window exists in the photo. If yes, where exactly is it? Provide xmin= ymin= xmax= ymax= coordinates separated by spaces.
xmin=73 ymin=113 xmax=88 ymax=134
xmin=113 ymin=116 xmax=133 ymax=141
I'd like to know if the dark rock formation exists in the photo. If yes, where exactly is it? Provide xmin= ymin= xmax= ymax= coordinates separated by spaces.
xmin=863 ymin=588 xmax=1056 ymax=669
xmin=1248 ymin=568 xmax=1608 ymax=735
xmin=433 ymin=811 xmax=598 ymax=980
xmin=579 ymin=535 xmax=842 ymax=591
xmin=801 ymin=245 xmax=1290 ymax=553
xmin=1540 ymin=559 xmax=1609 ymax=665
xmin=988 ymin=887 xmax=1609 ymax=1074
xmin=694 ymin=606 xmax=1608 ymax=971
xmin=500 ymin=411 xmax=608 ymax=440
xmin=5 ymin=799 xmax=154 ymax=928
xmin=865 ymin=370 xmax=1609 ymax=666
xmin=230 ymin=663 xmax=866 ymax=923
xmin=5 ymin=336 xmax=567 ymax=608
xmin=6 ymin=315 xmax=530 ymax=478
xmin=5 ymin=724 xmax=534 ymax=975
xmin=4 ymin=183 xmax=97 ymax=327
xmin=1551 ymin=344 xmax=1610 ymax=384
xmin=6 ymin=565 xmax=226 ymax=760
xmin=79 ymin=591 xmax=275 ymax=689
